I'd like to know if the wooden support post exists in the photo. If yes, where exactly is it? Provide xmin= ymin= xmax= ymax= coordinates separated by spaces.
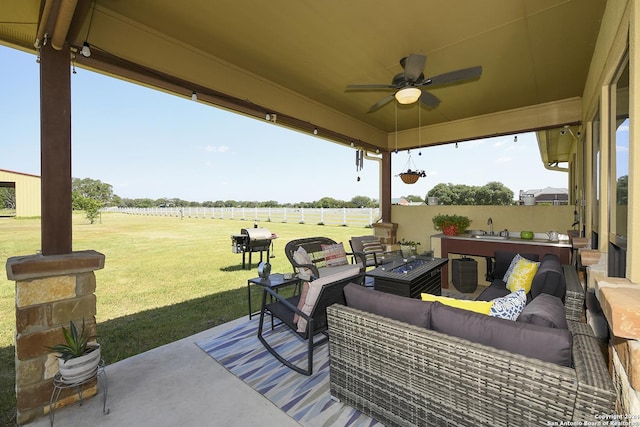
xmin=40 ymin=42 xmax=72 ymax=255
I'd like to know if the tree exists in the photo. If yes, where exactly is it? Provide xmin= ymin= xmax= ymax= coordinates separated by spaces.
xmin=0 ymin=187 xmax=16 ymax=209
xmin=350 ymin=196 xmax=376 ymax=208
xmin=72 ymin=178 xmax=114 ymax=206
xmin=617 ymin=175 xmax=628 ymax=205
xmin=427 ymin=182 xmax=514 ymax=205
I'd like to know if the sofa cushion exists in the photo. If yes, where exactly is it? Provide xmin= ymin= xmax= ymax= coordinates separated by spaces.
xmin=517 ymin=293 xmax=568 ymax=329
xmin=506 ymin=257 xmax=540 ymax=293
xmin=530 ymin=254 xmax=566 ymax=301
xmin=493 ymin=251 xmax=539 ymax=281
xmin=488 ymin=289 xmax=527 ymax=320
xmin=345 ymin=283 xmax=432 ymax=328
xmin=430 ymin=302 xmax=573 ymax=366
xmin=475 ymin=281 xmax=511 ymax=301
xmin=318 ymin=263 xmax=362 ymax=278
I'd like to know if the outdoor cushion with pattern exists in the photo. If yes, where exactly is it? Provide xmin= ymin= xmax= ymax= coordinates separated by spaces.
xmin=493 ymin=251 xmax=539 ymax=281
xmin=321 ymin=242 xmax=348 ymax=267
xmin=489 ymin=289 xmax=527 ymax=320
xmin=361 ymin=240 xmax=384 ymax=264
xmin=506 ymin=257 xmax=540 ymax=293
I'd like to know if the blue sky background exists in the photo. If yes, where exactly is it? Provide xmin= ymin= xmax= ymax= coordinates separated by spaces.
xmin=1 ymin=45 xmax=573 ymax=204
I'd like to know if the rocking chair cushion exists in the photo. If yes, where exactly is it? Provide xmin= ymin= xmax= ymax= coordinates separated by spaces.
xmin=297 ymin=265 xmax=361 ymax=331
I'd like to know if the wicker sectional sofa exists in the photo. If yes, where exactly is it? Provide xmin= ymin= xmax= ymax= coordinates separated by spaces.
xmin=327 ymin=269 xmax=616 ymax=426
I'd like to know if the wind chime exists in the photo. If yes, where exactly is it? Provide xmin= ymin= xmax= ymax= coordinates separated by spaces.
xmin=355 ymin=149 xmax=364 ymax=181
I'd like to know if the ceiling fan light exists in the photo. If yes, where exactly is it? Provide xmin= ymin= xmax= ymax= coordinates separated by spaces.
xmin=80 ymin=42 xmax=91 ymax=57
xmin=395 ymin=87 xmax=421 ymax=104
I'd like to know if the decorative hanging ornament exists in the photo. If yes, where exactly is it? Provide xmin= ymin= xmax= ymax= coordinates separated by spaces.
xmin=355 ymin=149 xmax=364 ymax=181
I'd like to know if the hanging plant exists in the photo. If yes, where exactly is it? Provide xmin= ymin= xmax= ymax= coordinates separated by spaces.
xmin=397 ymin=150 xmax=426 ymax=184
xmin=399 ymin=169 xmax=427 ymax=184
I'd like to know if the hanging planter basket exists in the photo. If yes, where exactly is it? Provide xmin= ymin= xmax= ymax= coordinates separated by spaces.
xmin=399 ymin=172 xmax=421 ymax=184
xmin=396 ymin=150 xmax=426 ymax=184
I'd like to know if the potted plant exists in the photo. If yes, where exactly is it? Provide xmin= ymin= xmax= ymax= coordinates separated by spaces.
xmin=46 ymin=319 xmax=101 ymax=384
xmin=400 ymin=239 xmax=421 ymax=256
xmin=432 ymin=214 xmax=471 ymax=236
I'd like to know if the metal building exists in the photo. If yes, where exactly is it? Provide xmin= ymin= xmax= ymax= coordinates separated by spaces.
xmin=0 ymin=169 xmax=41 ymax=217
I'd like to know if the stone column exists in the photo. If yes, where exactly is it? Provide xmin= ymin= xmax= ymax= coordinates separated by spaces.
xmin=5 ymin=250 xmax=105 ymax=425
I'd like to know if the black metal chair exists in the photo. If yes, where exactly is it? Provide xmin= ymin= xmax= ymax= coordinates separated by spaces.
xmin=257 ymin=270 xmax=363 ymax=376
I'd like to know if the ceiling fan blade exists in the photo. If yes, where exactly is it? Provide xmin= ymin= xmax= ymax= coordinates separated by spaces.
xmin=420 ymin=66 xmax=483 ymax=88
xmin=419 ymin=91 xmax=440 ymax=108
xmin=346 ymin=83 xmax=395 ymax=90
xmin=403 ymin=54 xmax=427 ymax=82
xmin=367 ymin=94 xmax=395 ymax=112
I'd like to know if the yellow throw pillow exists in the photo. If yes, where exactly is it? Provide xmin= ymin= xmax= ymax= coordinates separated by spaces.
xmin=506 ymin=258 xmax=540 ymax=293
xmin=421 ymin=293 xmax=493 ymax=315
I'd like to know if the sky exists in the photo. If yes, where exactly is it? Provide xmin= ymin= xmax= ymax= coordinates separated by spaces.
xmin=0 ymin=45 xmax=570 ymax=204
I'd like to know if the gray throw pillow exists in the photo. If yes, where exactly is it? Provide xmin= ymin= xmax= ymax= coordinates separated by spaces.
xmin=530 ymin=254 xmax=566 ymax=301
xmin=343 ymin=283 xmax=432 ymax=328
xmin=517 ymin=293 xmax=568 ymax=329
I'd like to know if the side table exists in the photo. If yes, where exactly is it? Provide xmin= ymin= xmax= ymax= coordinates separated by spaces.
xmin=247 ymin=273 xmax=300 ymax=319
xmin=49 ymin=359 xmax=109 ymax=426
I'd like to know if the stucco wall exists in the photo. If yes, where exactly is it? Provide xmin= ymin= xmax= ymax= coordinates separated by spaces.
xmin=391 ymin=204 xmax=575 ymax=250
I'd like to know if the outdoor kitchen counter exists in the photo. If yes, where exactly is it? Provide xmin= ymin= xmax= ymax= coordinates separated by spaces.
xmin=433 ymin=233 xmax=572 ymax=288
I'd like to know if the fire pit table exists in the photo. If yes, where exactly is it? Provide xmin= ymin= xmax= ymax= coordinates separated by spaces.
xmin=366 ymin=256 xmax=448 ymax=298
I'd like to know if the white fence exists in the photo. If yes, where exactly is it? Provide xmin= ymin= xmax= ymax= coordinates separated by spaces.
xmin=107 ymin=206 xmax=381 ymax=227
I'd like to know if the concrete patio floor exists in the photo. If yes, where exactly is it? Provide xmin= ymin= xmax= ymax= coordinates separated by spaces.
xmin=31 ymin=316 xmax=301 ymax=427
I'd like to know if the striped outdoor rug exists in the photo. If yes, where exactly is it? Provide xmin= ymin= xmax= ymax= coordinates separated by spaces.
xmin=195 ymin=317 xmax=382 ymax=427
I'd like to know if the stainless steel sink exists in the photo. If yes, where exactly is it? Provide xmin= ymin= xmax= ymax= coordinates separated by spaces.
xmin=472 ymin=234 xmax=509 ymax=240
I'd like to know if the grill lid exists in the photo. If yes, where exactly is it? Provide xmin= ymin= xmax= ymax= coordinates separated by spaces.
xmin=241 ymin=227 xmax=272 ymax=241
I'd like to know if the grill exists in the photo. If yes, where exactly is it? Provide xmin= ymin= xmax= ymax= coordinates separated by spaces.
xmin=231 ymin=227 xmax=274 ymax=269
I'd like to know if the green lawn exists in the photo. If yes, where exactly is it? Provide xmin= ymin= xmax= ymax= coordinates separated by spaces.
xmin=0 ymin=213 xmax=367 ymax=425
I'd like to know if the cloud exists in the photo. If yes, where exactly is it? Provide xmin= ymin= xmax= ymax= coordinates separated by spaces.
xmin=495 ymin=156 xmax=512 ymax=163
xmin=204 ymin=160 xmax=212 ymax=167
xmin=204 ymin=145 xmax=230 ymax=153
xmin=616 ymin=144 xmax=628 ymax=152
xmin=618 ymin=124 xmax=629 ymax=132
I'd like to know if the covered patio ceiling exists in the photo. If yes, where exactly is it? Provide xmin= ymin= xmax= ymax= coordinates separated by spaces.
xmin=1 ymin=0 xmax=605 ymax=156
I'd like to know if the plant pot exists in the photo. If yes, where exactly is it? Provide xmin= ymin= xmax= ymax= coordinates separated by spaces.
xmin=442 ymin=225 xmax=458 ymax=236
xmin=399 ymin=173 xmax=420 ymax=184
xmin=57 ymin=344 xmax=101 ymax=384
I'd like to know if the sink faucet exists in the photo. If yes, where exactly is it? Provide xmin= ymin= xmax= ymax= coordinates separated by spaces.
xmin=487 ymin=217 xmax=493 ymax=235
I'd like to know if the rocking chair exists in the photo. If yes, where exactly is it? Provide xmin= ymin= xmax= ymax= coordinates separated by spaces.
xmin=257 ymin=267 xmax=363 ymax=376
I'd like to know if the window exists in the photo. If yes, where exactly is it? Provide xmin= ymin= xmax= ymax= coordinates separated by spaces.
xmin=608 ymin=53 xmax=629 ymax=277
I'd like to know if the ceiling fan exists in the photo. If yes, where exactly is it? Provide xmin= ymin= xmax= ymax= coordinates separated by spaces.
xmin=346 ymin=54 xmax=483 ymax=112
